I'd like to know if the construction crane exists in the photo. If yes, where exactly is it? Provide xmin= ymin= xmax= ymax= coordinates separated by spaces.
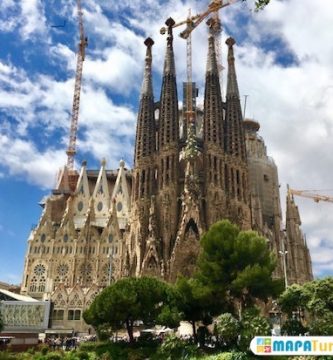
xmin=66 ymin=0 xmax=88 ymax=170
xmin=160 ymin=0 xmax=237 ymax=131
xmin=288 ymin=187 xmax=333 ymax=203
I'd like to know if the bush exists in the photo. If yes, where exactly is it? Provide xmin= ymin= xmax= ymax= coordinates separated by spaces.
xmin=239 ymin=308 xmax=271 ymax=351
xmin=214 ymin=313 xmax=240 ymax=349
xmin=45 ymin=353 xmax=63 ymax=360
xmin=76 ymin=351 xmax=90 ymax=360
xmin=281 ymin=318 xmax=307 ymax=336
xmin=157 ymin=333 xmax=197 ymax=359
xmin=38 ymin=344 xmax=49 ymax=355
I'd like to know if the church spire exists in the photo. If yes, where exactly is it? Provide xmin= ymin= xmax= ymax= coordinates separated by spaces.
xmin=202 ymin=33 xmax=225 ymax=227
xmin=158 ymin=17 xmax=179 ymax=150
xmin=226 ymin=37 xmax=240 ymax=99
xmin=132 ymin=38 xmax=156 ymax=201
xmin=163 ymin=17 xmax=176 ymax=76
xmin=141 ymin=37 xmax=154 ymax=97
xmin=155 ymin=17 xmax=180 ymax=270
xmin=203 ymin=34 xmax=224 ymax=148
xmin=134 ymin=37 xmax=156 ymax=166
xmin=224 ymin=37 xmax=246 ymax=160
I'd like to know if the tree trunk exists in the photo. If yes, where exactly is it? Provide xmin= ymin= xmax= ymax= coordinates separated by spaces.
xmin=126 ymin=319 xmax=134 ymax=343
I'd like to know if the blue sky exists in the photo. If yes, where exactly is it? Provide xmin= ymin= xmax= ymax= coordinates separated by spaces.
xmin=1 ymin=0 xmax=333 ymax=284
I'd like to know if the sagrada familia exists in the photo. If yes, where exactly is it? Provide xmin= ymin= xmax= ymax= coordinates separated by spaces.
xmin=21 ymin=19 xmax=313 ymax=333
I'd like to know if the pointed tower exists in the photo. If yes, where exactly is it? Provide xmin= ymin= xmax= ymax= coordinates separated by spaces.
xmin=156 ymin=18 xmax=180 ymax=270
xmin=224 ymin=37 xmax=251 ymax=228
xmin=111 ymin=160 xmax=131 ymax=230
xmin=285 ymin=188 xmax=313 ymax=284
xmin=127 ymin=37 xmax=157 ymax=276
xmin=203 ymin=34 xmax=226 ymax=226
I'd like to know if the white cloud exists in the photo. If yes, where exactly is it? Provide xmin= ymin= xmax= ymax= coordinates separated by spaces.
xmin=20 ymin=0 xmax=47 ymax=40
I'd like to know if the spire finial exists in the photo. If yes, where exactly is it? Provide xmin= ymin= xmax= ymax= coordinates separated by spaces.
xmin=162 ymin=17 xmax=176 ymax=75
xmin=226 ymin=36 xmax=239 ymax=98
xmin=141 ymin=37 xmax=154 ymax=96
xmin=144 ymin=37 xmax=154 ymax=48
xmin=166 ymin=17 xmax=175 ymax=46
xmin=226 ymin=37 xmax=236 ymax=47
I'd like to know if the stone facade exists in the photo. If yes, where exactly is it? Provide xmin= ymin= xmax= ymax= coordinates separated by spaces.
xmin=21 ymin=23 xmax=312 ymax=333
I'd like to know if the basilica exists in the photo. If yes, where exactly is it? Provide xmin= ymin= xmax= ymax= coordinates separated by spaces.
xmin=21 ymin=18 xmax=313 ymax=334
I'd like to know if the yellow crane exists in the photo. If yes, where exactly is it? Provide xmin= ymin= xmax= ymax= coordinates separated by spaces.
xmin=288 ymin=186 xmax=333 ymax=203
xmin=66 ymin=0 xmax=88 ymax=171
xmin=160 ymin=0 xmax=238 ymax=130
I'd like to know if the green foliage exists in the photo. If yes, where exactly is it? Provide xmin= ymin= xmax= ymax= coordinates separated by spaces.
xmin=214 ymin=313 xmax=240 ymax=348
xmin=44 ymin=353 xmax=63 ymax=360
xmin=198 ymin=220 xmax=283 ymax=315
xmin=281 ymin=318 xmax=307 ymax=336
xmin=242 ymin=0 xmax=270 ymax=11
xmin=308 ymin=312 xmax=333 ymax=336
xmin=157 ymin=333 xmax=197 ymax=359
xmin=278 ymin=277 xmax=333 ymax=336
xmin=278 ymin=284 xmax=309 ymax=315
xmin=175 ymin=276 xmax=219 ymax=337
xmin=84 ymin=276 xmax=179 ymax=342
xmin=239 ymin=307 xmax=271 ymax=351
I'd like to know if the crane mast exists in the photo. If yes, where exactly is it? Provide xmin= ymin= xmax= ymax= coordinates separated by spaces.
xmin=66 ymin=0 xmax=87 ymax=170
xmin=185 ymin=9 xmax=195 ymax=128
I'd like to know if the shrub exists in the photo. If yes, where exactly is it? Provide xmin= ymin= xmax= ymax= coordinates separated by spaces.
xmin=239 ymin=308 xmax=271 ymax=351
xmin=281 ymin=318 xmax=307 ymax=336
xmin=214 ymin=313 xmax=240 ymax=349
xmin=45 ymin=352 xmax=63 ymax=360
xmin=157 ymin=333 xmax=197 ymax=359
xmin=38 ymin=344 xmax=49 ymax=355
xmin=76 ymin=351 xmax=90 ymax=360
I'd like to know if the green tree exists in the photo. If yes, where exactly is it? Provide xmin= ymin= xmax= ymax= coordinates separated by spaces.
xmin=175 ymin=276 xmax=223 ymax=341
xmin=281 ymin=318 xmax=307 ymax=336
xmin=83 ymin=276 xmax=180 ymax=343
xmin=278 ymin=283 xmax=309 ymax=317
xmin=278 ymin=277 xmax=333 ymax=335
xmin=214 ymin=313 xmax=240 ymax=349
xmin=197 ymin=220 xmax=283 ymax=318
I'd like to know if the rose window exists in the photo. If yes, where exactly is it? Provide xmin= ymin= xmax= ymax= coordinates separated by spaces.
xmin=34 ymin=264 xmax=46 ymax=276
xmin=80 ymin=262 xmax=92 ymax=276
xmin=57 ymin=263 xmax=69 ymax=276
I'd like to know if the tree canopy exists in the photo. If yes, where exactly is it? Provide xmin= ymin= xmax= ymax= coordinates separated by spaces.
xmin=175 ymin=276 xmax=223 ymax=340
xmin=83 ymin=276 xmax=179 ymax=342
xmin=278 ymin=277 xmax=333 ymax=335
xmin=197 ymin=220 xmax=283 ymax=317
xmin=244 ymin=0 xmax=271 ymax=11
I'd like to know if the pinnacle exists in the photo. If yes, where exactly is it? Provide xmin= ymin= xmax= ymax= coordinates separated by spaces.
xmin=144 ymin=37 xmax=154 ymax=47
xmin=165 ymin=17 xmax=175 ymax=27
xmin=226 ymin=37 xmax=236 ymax=47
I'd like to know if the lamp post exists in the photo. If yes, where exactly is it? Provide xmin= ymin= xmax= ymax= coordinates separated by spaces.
xmin=279 ymin=233 xmax=288 ymax=289
xmin=107 ymin=248 xmax=113 ymax=286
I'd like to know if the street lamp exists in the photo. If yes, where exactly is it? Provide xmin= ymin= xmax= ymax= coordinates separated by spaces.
xmin=107 ymin=248 xmax=113 ymax=286
xmin=279 ymin=232 xmax=288 ymax=289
